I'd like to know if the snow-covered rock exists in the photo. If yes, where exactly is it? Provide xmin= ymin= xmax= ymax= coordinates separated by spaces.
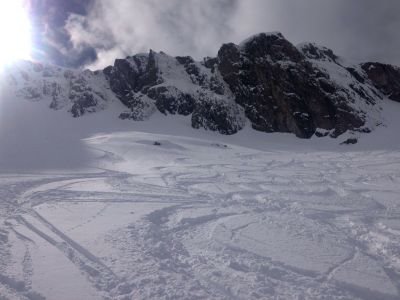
xmin=3 ymin=32 xmax=400 ymax=138
xmin=361 ymin=62 xmax=400 ymax=103
xmin=3 ymin=61 xmax=117 ymax=117
xmin=104 ymin=50 xmax=245 ymax=134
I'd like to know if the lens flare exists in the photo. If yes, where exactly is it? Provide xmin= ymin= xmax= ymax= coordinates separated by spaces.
xmin=0 ymin=0 xmax=32 ymax=68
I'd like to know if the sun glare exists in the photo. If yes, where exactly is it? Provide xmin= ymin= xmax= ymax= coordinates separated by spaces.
xmin=0 ymin=0 xmax=32 ymax=68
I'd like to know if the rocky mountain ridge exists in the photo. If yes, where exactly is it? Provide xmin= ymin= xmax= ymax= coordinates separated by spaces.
xmin=3 ymin=32 xmax=400 ymax=139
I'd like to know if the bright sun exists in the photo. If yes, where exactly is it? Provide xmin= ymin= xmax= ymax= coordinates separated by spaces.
xmin=0 ymin=0 xmax=32 ymax=68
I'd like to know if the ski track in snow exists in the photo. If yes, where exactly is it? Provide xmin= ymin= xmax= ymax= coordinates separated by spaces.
xmin=1 ymin=134 xmax=400 ymax=299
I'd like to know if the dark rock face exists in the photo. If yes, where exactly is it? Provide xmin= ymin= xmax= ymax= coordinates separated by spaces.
xmin=341 ymin=138 xmax=358 ymax=145
xmin=147 ymin=86 xmax=195 ymax=116
xmin=70 ymin=92 xmax=98 ymax=117
xmin=118 ymin=93 xmax=156 ymax=121
xmin=104 ymin=53 xmax=160 ymax=107
xmin=176 ymin=56 xmax=207 ymax=87
xmin=191 ymin=94 xmax=245 ymax=135
xmin=104 ymin=50 xmax=244 ymax=133
xmin=362 ymin=62 xmax=400 ymax=102
xmin=217 ymin=33 xmax=371 ymax=138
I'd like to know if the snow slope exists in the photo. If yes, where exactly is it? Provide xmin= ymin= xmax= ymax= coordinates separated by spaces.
xmin=1 ymin=69 xmax=400 ymax=300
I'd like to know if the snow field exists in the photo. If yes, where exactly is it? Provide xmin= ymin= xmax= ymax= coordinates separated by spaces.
xmin=1 ymin=130 xmax=400 ymax=299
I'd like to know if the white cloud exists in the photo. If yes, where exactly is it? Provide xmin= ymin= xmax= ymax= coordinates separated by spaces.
xmin=66 ymin=0 xmax=238 ymax=69
xmin=64 ymin=0 xmax=400 ymax=69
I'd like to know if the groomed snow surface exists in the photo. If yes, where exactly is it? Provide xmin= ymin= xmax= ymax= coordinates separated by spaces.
xmin=1 ymin=90 xmax=400 ymax=299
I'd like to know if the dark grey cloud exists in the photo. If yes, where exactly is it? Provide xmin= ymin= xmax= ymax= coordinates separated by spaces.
xmin=31 ymin=0 xmax=400 ymax=68
xmin=236 ymin=0 xmax=400 ymax=66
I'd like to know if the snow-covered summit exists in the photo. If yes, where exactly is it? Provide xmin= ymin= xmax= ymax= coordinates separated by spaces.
xmin=238 ymin=31 xmax=285 ymax=49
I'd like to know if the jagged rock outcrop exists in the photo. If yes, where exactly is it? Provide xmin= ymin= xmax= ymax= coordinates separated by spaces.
xmin=6 ymin=32 xmax=399 ymax=139
xmin=217 ymin=33 xmax=378 ymax=138
xmin=361 ymin=62 xmax=400 ymax=103
xmin=103 ymin=50 xmax=245 ymax=134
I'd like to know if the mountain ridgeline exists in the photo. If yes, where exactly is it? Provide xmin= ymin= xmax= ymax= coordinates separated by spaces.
xmin=5 ymin=32 xmax=400 ymax=139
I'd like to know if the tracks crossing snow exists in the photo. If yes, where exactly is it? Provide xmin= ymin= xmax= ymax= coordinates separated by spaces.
xmin=1 ymin=135 xmax=400 ymax=299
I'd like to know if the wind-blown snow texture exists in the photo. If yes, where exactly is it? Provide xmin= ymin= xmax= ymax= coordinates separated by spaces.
xmin=1 ymin=33 xmax=400 ymax=299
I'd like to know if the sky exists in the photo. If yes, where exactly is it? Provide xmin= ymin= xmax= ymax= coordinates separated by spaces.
xmin=28 ymin=0 xmax=400 ymax=69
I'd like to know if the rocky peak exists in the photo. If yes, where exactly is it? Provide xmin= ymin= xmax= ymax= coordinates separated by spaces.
xmin=239 ymin=32 xmax=304 ymax=63
xmin=217 ymin=32 xmax=381 ymax=138
xmin=361 ymin=62 xmax=400 ymax=102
